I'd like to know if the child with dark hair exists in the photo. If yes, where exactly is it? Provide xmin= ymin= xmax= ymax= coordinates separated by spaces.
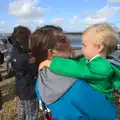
xmin=10 ymin=26 xmax=38 ymax=120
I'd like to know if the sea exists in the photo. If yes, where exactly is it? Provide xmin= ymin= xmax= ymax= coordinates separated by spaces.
xmin=66 ymin=34 xmax=82 ymax=49
xmin=0 ymin=34 xmax=82 ymax=49
xmin=0 ymin=34 xmax=120 ymax=65
xmin=0 ymin=34 xmax=120 ymax=58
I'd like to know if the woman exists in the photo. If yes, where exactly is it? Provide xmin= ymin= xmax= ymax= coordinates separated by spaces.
xmin=31 ymin=25 xmax=117 ymax=120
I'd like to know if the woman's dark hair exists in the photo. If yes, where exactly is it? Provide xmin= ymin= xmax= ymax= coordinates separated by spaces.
xmin=40 ymin=25 xmax=63 ymax=31
xmin=10 ymin=25 xmax=31 ymax=50
xmin=7 ymin=36 xmax=13 ymax=44
xmin=30 ymin=25 xmax=70 ymax=66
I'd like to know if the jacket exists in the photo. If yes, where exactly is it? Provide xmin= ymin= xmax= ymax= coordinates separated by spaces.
xmin=49 ymin=56 xmax=120 ymax=103
xmin=11 ymin=44 xmax=38 ymax=100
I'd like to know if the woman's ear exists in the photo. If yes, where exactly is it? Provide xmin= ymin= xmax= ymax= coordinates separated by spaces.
xmin=47 ymin=49 xmax=54 ymax=59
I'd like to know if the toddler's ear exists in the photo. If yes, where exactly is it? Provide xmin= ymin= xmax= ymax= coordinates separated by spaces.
xmin=98 ymin=44 xmax=104 ymax=53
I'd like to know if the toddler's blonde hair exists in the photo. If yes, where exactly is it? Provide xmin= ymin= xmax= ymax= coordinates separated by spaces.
xmin=83 ymin=23 xmax=119 ymax=55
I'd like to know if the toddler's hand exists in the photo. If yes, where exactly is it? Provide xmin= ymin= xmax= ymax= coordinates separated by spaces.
xmin=38 ymin=60 xmax=51 ymax=71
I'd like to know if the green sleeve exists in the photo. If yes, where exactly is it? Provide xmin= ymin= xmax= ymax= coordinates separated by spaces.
xmin=49 ymin=56 xmax=111 ymax=79
xmin=49 ymin=57 xmax=87 ymax=78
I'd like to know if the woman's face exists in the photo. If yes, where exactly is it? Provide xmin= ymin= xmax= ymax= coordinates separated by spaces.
xmin=47 ymin=40 xmax=75 ymax=60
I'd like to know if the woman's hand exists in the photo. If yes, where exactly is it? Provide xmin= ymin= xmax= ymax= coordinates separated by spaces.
xmin=38 ymin=60 xmax=51 ymax=71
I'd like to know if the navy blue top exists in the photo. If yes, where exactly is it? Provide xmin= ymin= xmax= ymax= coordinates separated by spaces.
xmin=11 ymin=44 xmax=38 ymax=100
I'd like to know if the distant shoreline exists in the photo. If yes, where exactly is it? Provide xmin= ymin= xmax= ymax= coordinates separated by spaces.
xmin=0 ymin=32 xmax=82 ymax=37
xmin=0 ymin=32 xmax=120 ymax=37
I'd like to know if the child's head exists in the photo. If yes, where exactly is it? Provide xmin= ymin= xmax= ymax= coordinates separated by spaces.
xmin=11 ymin=25 xmax=31 ymax=50
xmin=30 ymin=25 xmax=74 ymax=65
xmin=82 ymin=23 xmax=119 ymax=60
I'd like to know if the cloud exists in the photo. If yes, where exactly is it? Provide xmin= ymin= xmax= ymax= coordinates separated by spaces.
xmin=107 ymin=0 xmax=120 ymax=3
xmin=51 ymin=16 xmax=79 ymax=29
xmin=52 ymin=18 xmax=64 ymax=24
xmin=8 ymin=0 xmax=84 ymax=32
xmin=83 ymin=5 xmax=120 ymax=25
xmin=69 ymin=16 xmax=78 ymax=24
xmin=9 ymin=0 xmax=45 ymax=19
xmin=16 ymin=19 xmax=45 ymax=25
xmin=0 ymin=21 xmax=5 ymax=25
xmin=49 ymin=17 xmax=87 ymax=32
xmin=8 ymin=0 xmax=48 ymax=26
xmin=35 ymin=19 xmax=45 ymax=24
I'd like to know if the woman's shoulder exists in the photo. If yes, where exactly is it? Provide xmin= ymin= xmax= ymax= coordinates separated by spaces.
xmin=38 ymin=68 xmax=76 ymax=81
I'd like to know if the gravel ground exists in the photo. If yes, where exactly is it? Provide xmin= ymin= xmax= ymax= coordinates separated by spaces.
xmin=0 ymin=97 xmax=44 ymax=120
xmin=0 ymin=93 xmax=119 ymax=120
xmin=0 ymin=97 xmax=19 ymax=120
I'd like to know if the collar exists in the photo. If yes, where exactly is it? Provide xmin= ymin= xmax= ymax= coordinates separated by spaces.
xmin=86 ymin=55 xmax=100 ymax=63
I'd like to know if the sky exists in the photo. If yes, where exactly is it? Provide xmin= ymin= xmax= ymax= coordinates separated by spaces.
xmin=0 ymin=0 xmax=120 ymax=33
